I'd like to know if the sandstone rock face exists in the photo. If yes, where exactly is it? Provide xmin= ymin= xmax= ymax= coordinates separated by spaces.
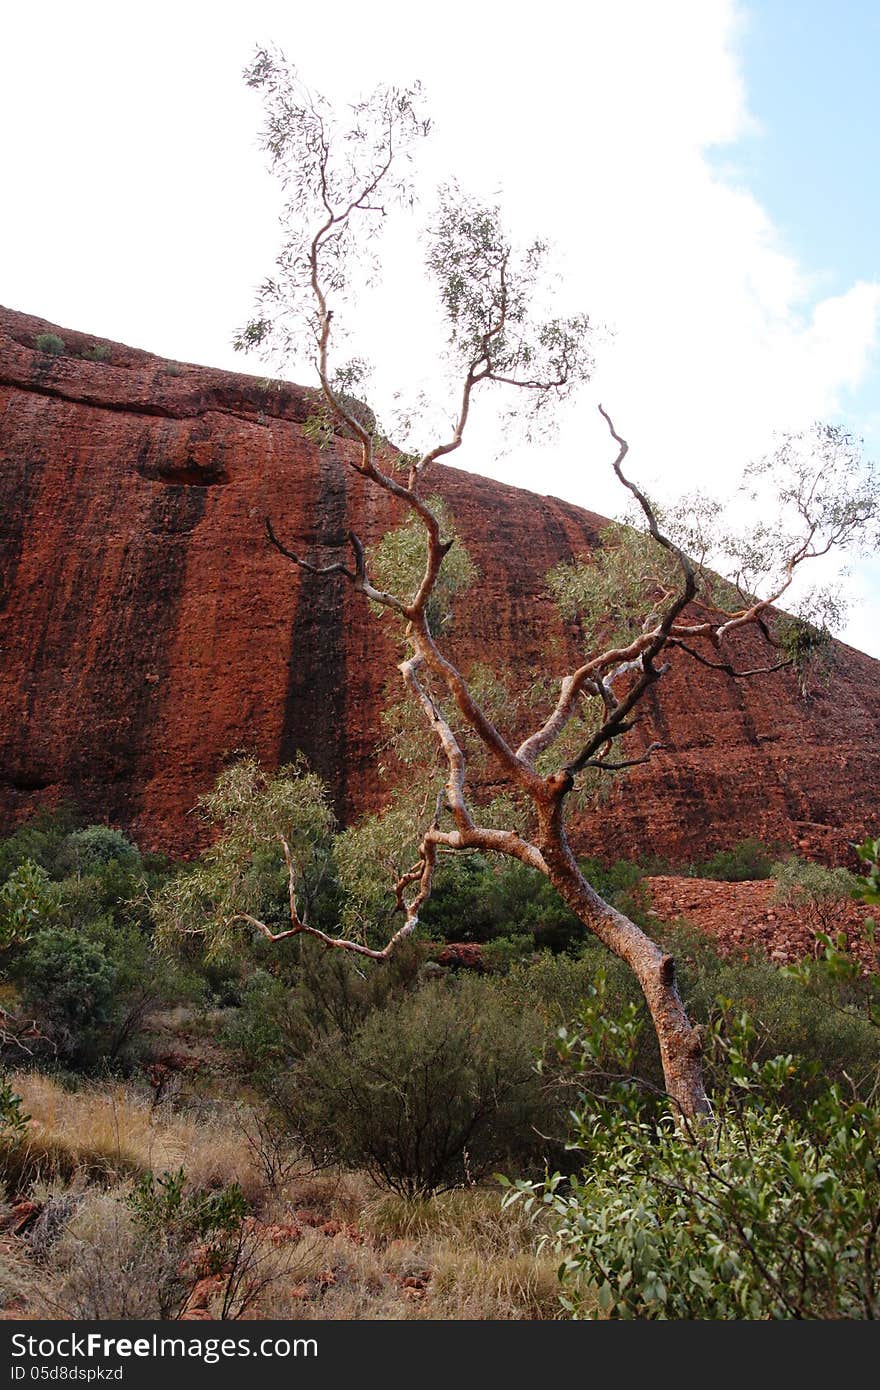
xmin=645 ymin=876 xmax=878 ymax=967
xmin=2 ymin=306 xmax=879 ymax=862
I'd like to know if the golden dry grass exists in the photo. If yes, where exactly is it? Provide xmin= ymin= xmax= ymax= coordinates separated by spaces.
xmin=1 ymin=1071 xmax=260 ymax=1199
xmin=0 ymin=1075 xmax=565 ymax=1321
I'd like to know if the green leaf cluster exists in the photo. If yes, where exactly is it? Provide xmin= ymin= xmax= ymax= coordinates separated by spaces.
xmin=504 ymin=999 xmax=880 ymax=1318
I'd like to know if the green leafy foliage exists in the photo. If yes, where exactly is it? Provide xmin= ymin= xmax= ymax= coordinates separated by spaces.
xmin=368 ymin=496 xmax=477 ymax=636
xmin=11 ymin=927 xmax=117 ymax=1060
xmin=129 ymin=1166 xmax=247 ymax=1244
xmin=152 ymin=756 xmax=338 ymax=956
xmin=0 ymin=813 xmax=194 ymax=1069
xmin=0 ymin=860 xmax=61 ymax=947
xmin=33 ymin=332 xmax=66 ymax=356
xmin=768 ymin=853 xmax=880 ymax=1031
xmin=0 ymin=806 xmax=81 ymax=885
xmin=126 ymin=1167 xmax=250 ymax=1308
xmin=426 ymin=189 xmax=592 ymax=431
xmin=774 ymin=614 xmax=834 ymax=695
xmin=690 ymin=837 xmax=777 ymax=882
xmin=0 ymin=1076 xmax=29 ymax=1136
xmin=417 ymin=852 xmax=647 ymax=953
xmin=281 ymin=976 xmax=553 ymax=1197
xmin=504 ymin=1004 xmax=880 ymax=1319
xmin=854 ymin=835 xmax=880 ymax=907
xmin=58 ymin=826 xmax=140 ymax=876
xmin=236 ymin=48 xmax=427 ymax=369
xmin=669 ymin=923 xmax=880 ymax=1099
xmin=302 ymin=373 xmax=379 ymax=449
xmin=772 ymin=856 xmax=859 ymax=910
xmin=222 ymin=936 xmax=426 ymax=1080
xmin=547 ymin=522 xmax=683 ymax=653
xmin=332 ymin=787 xmax=430 ymax=940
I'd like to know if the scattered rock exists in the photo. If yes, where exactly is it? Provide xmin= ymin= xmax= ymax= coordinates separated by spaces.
xmin=645 ymin=876 xmax=877 ymax=969
xmin=436 ymin=943 xmax=485 ymax=972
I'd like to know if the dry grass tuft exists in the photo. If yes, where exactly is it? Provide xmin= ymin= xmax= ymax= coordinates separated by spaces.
xmin=427 ymin=1247 xmax=562 ymax=1320
xmin=1 ymin=1072 xmax=260 ymax=1200
xmin=0 ymin=1076 xmax=564 ymax=1320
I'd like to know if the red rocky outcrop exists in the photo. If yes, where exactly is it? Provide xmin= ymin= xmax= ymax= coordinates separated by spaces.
xmin=2 ymin=306 xmax=879 ymax=863
xmin=645 ymin=876 xmax=878 ymax=967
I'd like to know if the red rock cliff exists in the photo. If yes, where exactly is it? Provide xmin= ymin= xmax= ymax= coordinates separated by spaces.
xmin=2 ymin=306 xmax=878 ymax=862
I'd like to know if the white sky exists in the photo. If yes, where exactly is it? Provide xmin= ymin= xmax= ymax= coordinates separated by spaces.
xmin=2 ymin=0 xmax=878 ymax=656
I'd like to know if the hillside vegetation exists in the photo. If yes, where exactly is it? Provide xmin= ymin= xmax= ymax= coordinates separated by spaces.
xmin=0 ymin=803 xmax=878 ymax=1319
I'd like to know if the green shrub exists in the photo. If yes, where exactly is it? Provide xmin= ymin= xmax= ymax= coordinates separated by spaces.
xmin=123 ymin=1173 xmax=248 ymax=1312
xmin=12 ymin=927 xmax=117 ymax=1058
xmin=0 ymin=1076 xmax=29 ymax=1136
xmin=666 ymin=923 xmax=880 ymax=1099
xmin=223 ymin=936 xmax=426 ymax=1078
xmin=505 ymin=1008 xmax=880 ymax=1319
xmin=419 ymin=853 xmax=646 ymax=951
xmin=33 ymin=333 xmax=66 ymax=356
xmin=128 ymin=1166 xmax=248 ymax=1248
xmin=59 ymin=826 xmax=140 ymax=876
xmin=691 ymin=836 xmax=776 ymax=881
xmin=480 ymin=935 xmax=537 ymax=973
xmin=82 ymin=343 xmax=111 ymax=362
xmin=0 ymin=807 xmax=81 ymax=885
xmin=854 ymin=834 xmax=880 ymax=906
xmin=0 ymin=860 xmax=61 ymax=946
xmin=282 ymin=976 xmax=552 ymax=1197
xmin=771 ymin=856 xmax=858 ymax=928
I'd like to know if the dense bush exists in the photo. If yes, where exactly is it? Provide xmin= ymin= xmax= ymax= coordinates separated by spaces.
xmin=505 ymin=1003 xmax=880 ymax=1319
xmin=0 ymin=814 xmax=199 ymax=1069
xmin=223 ymin=936 xmax=426 ymax=1078
xmin=281 ymin=976 xmax=553 ymax=1197
xmin=666 ymin=924 xmax=880 ymax=1100
xmin=420 ymin=853 xmax=650 ymax=952
xmin=690 ymin=836 xmax=776 ymax=882
xmin=11 ymin=927 xmax=117 ymax=1062
xmin=58 ymin=826 xmax=140 ymax=876
xmin=0 ymin=807 xmax=81 ymax=885
xmin=33 ymin=333 xmax=66 ymax=356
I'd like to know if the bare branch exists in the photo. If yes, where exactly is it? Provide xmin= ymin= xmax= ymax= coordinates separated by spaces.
xmin=583 ymin=741 xmax=664 ymax=772
xmin=670 ymin=637 xmax=793 ymax=679
xmin=399 ymin=653 xmax=473 ymax=833
xmin=518 ymin=407 xmax=696 ymax=779
xmin=265 ymin=516 xmax=355 ymax=580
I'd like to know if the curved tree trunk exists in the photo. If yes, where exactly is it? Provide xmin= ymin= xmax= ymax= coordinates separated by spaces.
xmin=537 ymin=815 xmax=709 ymax=1121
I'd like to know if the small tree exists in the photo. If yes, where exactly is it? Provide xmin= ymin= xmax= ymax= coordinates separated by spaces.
xmin=218 ymin=49 xmax=880 ymax=1121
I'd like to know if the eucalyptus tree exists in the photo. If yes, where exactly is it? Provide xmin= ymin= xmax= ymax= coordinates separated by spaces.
xmin=221 ymin=48 xmax=879 ymax=1121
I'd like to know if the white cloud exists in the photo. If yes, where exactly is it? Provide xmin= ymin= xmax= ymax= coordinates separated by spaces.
xmin=1 ymin=0 xmax=878 ymax=652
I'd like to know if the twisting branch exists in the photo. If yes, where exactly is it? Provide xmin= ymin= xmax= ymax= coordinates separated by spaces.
xmin=265 ymin=516 xmax=355 ymax=580
xmin=583 ymin=742 xmax=664 ymax=772
xmin=518 ymin=406 xmax=695 ymax=787
xmin=669 ymin=637 xmax=793 ymax=680
xmin=222 ymin=821 xmax=437 ymax=960
xmin=265 ymin=516 xmax=409 ymax=614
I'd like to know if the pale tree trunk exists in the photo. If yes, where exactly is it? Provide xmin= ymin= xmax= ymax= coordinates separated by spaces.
xmin=537 ymin=818 xmax=709 ymax=1120
xmin=248 ymin=59 xmax=876 ymax=1131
